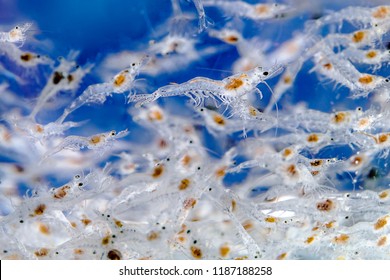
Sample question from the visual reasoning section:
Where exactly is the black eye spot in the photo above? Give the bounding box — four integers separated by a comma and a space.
15, 26, 19, 29
263, 71, 269, 76
385, 79, 389, 82
132, 63, 136, 66
78, 183, 83, 187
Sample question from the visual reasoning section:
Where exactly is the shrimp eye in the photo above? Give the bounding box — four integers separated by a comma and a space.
132, 63, 136, 66
263, 71, 269, 76
15, 26, 19, 29
385, 79, 389, 83
110, 131, 116, 136
74, 174, 81, 179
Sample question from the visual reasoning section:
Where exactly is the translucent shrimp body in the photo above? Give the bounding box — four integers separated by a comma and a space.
203, 1, 294, 21
56, 56, 149, 124
42, 129, 129, 161
0, 42, 53, 68
0, 22, 32, 46
130, 64, 283, 108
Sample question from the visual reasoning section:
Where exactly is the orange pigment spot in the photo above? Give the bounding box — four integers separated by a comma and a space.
101, 235, 110, 245
366, 51, 377, 58
242, 220, 254, 231
377, 236, 387, 246
34, 248, 49, 257
89, 135, 102, 145
310, 160, 323, 167
305, 236, 315, 244
352, 31, 365, 43
277, 252, 287, 260
148, 110, 164, 121
147, 231, 160, 241
224, 35, 239, 43
323, 63, 332, 70
39, 223, 50, 235
215, 166, 226, 178
265, 216, 277, 223
152, 165, 164, 178
220, 245, 230, 258
283, 75, 292, 84
378, 134, 388, 144
255, 4, 269, 14
36, 124, 44, 133
191, 246, 202, 259
20, 53, 33, 61
333, 112, 347, 123
317, 199, 334, 211
53, 185, 70, 199
374, 217, 388, 230
114, 73, 126, 87
379, 191, 388, 199
225, 78, 244, 90
358, 75, 373, 84
307, 134, 319, 142
81, 218, 92, 226
178, 178, 191, 190
213, 114, 226, 125
333, 234, 349, 244
34, 204, 46, 216
183, 198, 197, 209
372, 6, 390, 19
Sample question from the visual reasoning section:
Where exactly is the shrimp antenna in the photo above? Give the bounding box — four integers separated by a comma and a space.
264, 80, 279, 136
